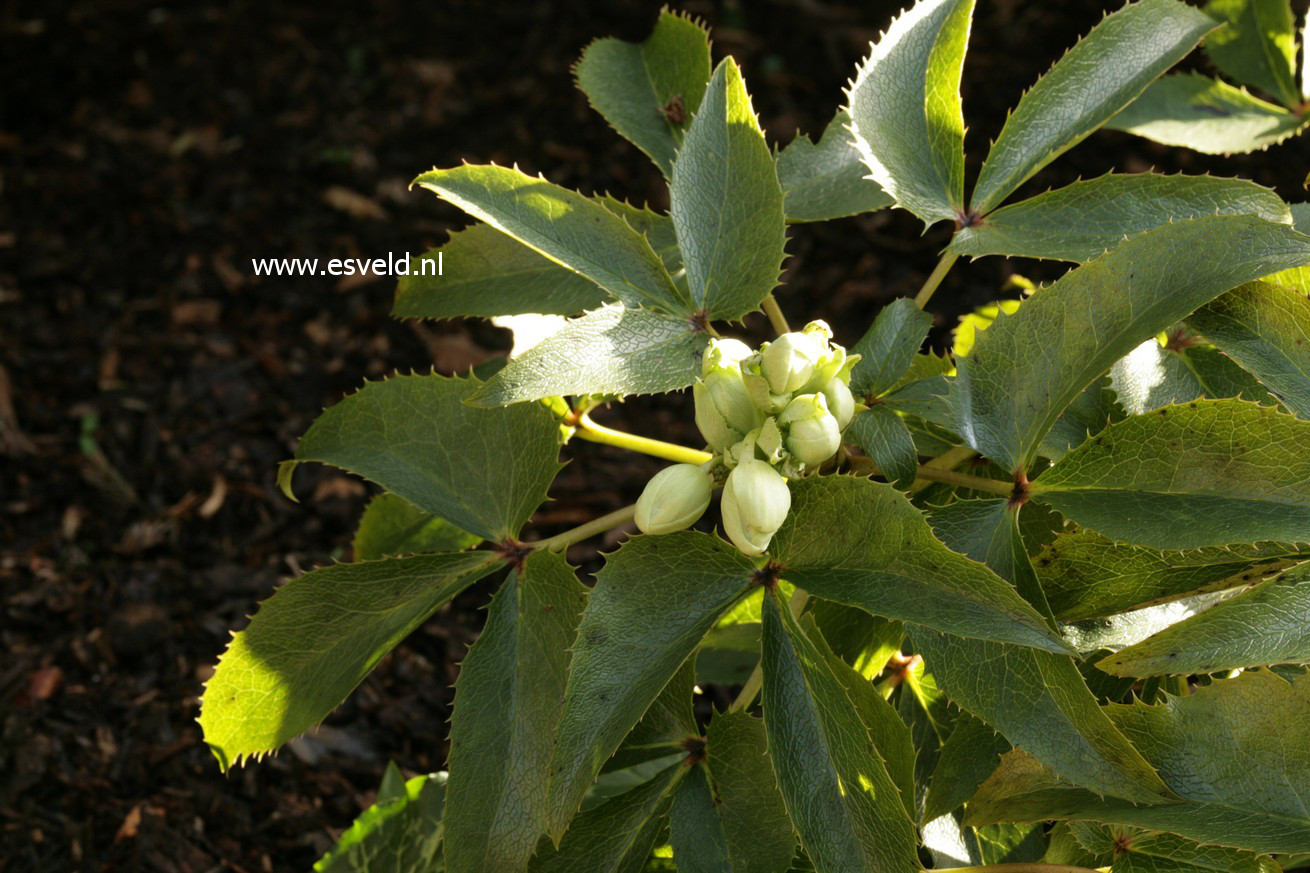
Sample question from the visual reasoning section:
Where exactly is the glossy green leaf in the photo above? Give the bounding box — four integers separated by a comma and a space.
1030, 399, 1310, 549
532, 759, 685, 873
393, 224, 609, 320
414, 165, 686, 312
912, 627, 1174, 803
850, 298, 933, 400
1187, 280, 1310, 419
770, 476, 1069, 652
668, 766, 733, 873
971, 0, 1214, 213
469, 305, 707, 406
595, 197, 684, 273
1109, 339, 1206, 416
1184, 343, 1283, 406
1204, 0, 1299, 107
776, 111, 894, 222
574, 10, 712, 177
1074, 823, 1279, 873
547, 532, 755, 839
200, 552, 501, 770
1108, 73, 1305, 154
922, 712, 1009, 822
1060, 590, 1234, 657
966, 671, 1310, 853
314, 766, 447, 873
290, 374, 563, 542
846, 0, 974, 225
353, 492, 480, 561
1037, 530, 1306, 621
848, 406, 919, 490
1040, 375, 1124, 461
1099, 564, 1310, 676
950, 214, 1310, 474
761, 592, 919, 873
671, 58, 786, 321
810, 599, 905, 680
951, 172, 1291, 263
445, 551, 589, 873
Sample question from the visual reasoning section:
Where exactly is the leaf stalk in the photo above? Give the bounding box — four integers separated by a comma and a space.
532, 504, 638, 553
574, 413, 714, 466
913, 250, 960, 308
762, 293, 792, 335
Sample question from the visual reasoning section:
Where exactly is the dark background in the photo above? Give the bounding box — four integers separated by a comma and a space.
3, 0, 1307, 869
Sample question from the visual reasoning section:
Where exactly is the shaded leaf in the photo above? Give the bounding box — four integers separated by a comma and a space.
1204, 0, 1299, 107
922, 712, 1009, 822
353, 492, 480, 561
314, 767, 447, 873
847, 405, 919, 490
1076, 822, 1279, 872
849, 298, 933, 400
776, 111, 894, 222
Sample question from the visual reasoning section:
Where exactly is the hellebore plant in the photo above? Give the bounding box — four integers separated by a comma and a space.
201, 2, 1310, 872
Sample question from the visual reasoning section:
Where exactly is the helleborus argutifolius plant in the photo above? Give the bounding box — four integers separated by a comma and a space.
201, 4, 1310, 872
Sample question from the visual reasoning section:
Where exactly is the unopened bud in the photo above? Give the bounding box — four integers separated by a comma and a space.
821, 378, 856, 430
720, 459, 791, 556
635, 464, 713, 535
761, 331, 825, 394
779, 393, 841, 466
702, 337, 753, 377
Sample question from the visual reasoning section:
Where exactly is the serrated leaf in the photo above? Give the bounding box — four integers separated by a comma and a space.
353, 493, 481, 561
595, 197, 684, 273
1037, 530, 1307, 621
849, 298, 933, 399
1061, 590, 1233, 657
1108, 73, 1306, 154
911, 627, 1174, 803
671, 58, 787, 321
200, 552, 500, 770
970, 0, 1215, 213
532, 759, 685, 873
809, 599, 905, 680
670, 713, 794, 873
1040, 375, 1125, 461
393, 224, 610, 320
922, 712, 1010, 822
848, 406, 919, 489
1184, 343, 1283, 406
950, 214, 1310, 474
770, 476, 1069, 652
1098, 564, 1310, 676
1110, 339, 1206, 416
931, 498, 1056, 623
1030, 398, 1310, 549
574, 10, 712, 177
314, 769, 447, 873
444, 551, 588, 873
846, 0, 974, 225
547, 532, 755, 840
414, 164, 686, 312
951, 172, 1291, 263
469, 304, 707, 406
1204, 0, 1299, 107
1075, 823, 1279, 873
1186, 280, 1310, 419
775, 111, 894, 223
761, 591, 919, 873
966, 671, 1310, 853
291, 374, 563, 542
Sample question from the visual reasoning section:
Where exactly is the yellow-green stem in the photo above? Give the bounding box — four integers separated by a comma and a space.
727, 585, 808, 713
574, 413, 713, 466
532, 504, 637, 553
850, 450, 1008, 496
914, 250, 960, 308
911, 444, 978, 494
762, 293, 791, 336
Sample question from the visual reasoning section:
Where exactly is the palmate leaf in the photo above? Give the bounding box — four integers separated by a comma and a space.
393, 224, 610, 320
966, 670, 1310, 853
846, 0, 974, 226
1108, 73, 1306, 154
1204, 0, 1300, 108
769, 476, 1069, 653
970, 0, 1214, 214
468, 304, 708, 406
775, 111, 894, 223
950, 214, 1310, 474
950, 172, 1291, 263
444, 551, 588, 873
671, 58, 787, 321
1036, 530, 1307, 621
1098, 564, 1310, 676
849, 298, 933, 400
547, 532, 755, 841
1030, 398, 1310, 549
314, 766, 447, 873
199, 552, 501, 770
414, 164, 687, 313
1070, 822, 1279, 873
287, 374, 563, 542
1187, 280, 1310, 419
352, 492, 480, 561
761, 591, 919, 873
574, 9, 712, 178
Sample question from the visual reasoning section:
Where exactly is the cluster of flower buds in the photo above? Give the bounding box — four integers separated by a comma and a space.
634, 321, 859, 556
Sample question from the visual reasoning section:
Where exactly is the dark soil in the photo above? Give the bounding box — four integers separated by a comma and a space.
2, 0, 1307, 869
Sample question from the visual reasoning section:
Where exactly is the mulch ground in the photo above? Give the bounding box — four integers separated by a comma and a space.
3, 0, 1307, 869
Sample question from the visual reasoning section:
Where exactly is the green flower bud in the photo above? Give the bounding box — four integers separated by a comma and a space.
760, 330, 825, 394
720, 459, 791, 556
779, 393, 841, 466
725, 417, 785, 469
821, 378, 855, 430
635, 463, 713, 535
702, 337, 753, 377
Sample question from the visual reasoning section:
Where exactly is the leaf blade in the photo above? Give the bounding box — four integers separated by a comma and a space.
776, 111, 894, 222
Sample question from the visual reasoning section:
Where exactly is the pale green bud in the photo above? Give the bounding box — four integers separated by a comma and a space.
694, 381, 743, 453
761, 330, 825, 394
821, 378, 855, 430
720, 459, 791, 556
705, 365, 763, 435
635, 464, 713, 535
779, 393, 841, 466
702, 337, 753, 377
